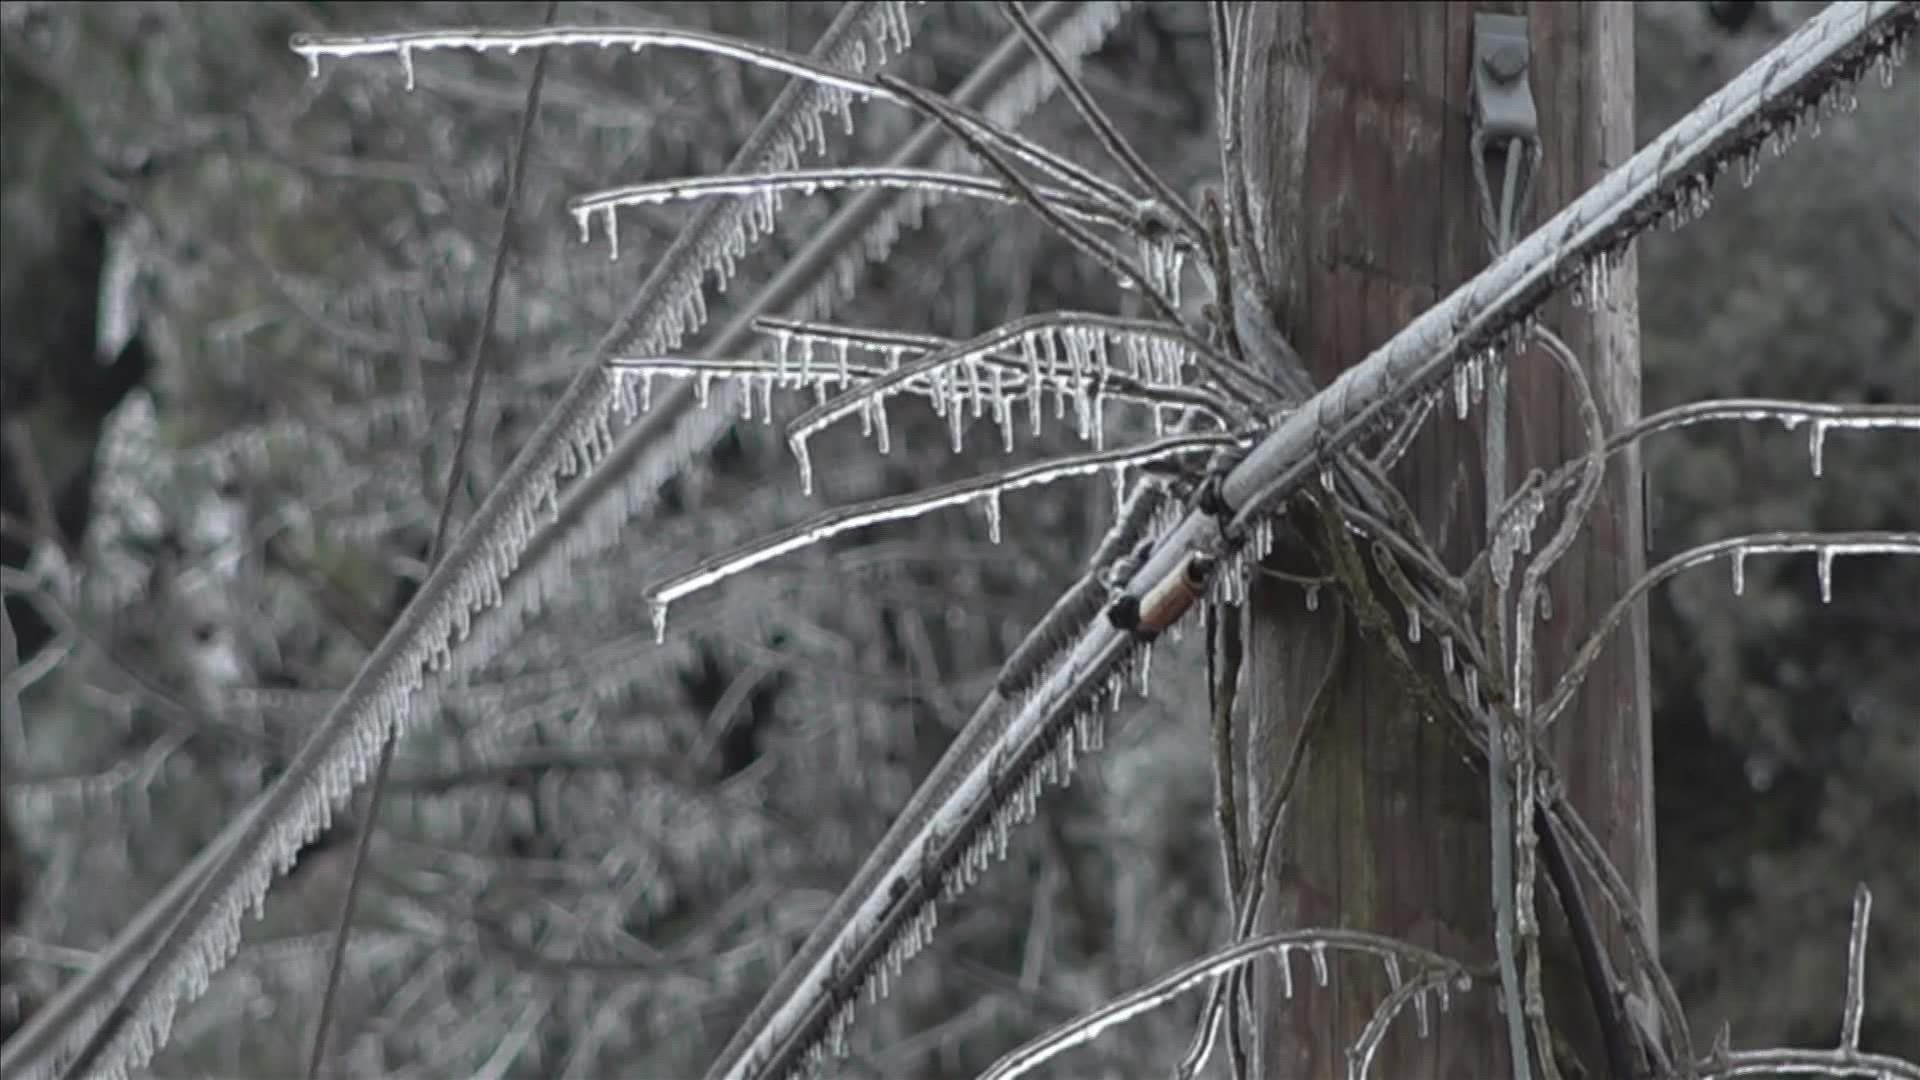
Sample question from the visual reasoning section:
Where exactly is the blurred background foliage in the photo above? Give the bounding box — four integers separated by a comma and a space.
0, 1, 1913, 1076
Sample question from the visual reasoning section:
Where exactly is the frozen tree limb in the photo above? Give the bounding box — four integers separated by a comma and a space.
977, 930, 1474, 1080
1687, 886, 1918, 1080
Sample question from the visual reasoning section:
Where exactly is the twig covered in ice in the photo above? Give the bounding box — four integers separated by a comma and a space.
644, 433, 1236, 641
978, 929, 1474, 1080
568, 166, 1135, 253
1537, 531, 1920, 731
1688, 885, 1918, 1080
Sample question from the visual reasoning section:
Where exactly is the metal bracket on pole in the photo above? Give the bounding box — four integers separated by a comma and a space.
1471, 12, 1542, 255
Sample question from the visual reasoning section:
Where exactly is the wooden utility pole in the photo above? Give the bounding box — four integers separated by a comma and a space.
1231, 5, 1649, 1077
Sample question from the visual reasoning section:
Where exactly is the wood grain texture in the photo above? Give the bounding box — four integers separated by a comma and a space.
1233, 4, 1648, 1077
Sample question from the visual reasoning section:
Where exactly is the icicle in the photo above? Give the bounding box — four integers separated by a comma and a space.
1818, 547, 1835, 603
875, 395, 892, 455
1320, 462, 1335, 492
1413, 987, 1432, 1038
772, 329, 792, 380
1135, 642, 1153, 696
1030, 370, 1047, 438
1809, 419, 1828, 477
991, 368, 1012, 452
1464, 665, 1478, 707
400, 44, 416, 91
1455, 364, 1471, 420
1279, 945, 1296, 999
603, 206, 620, 261
1384, 953, 1403, 990
649, 599, 668, 644
1252, 516, 1275, 561
1310, 942, 1330, 986
1408, 606, 1422, 644
789, 435, 814, 496
1441, 635, 1456, 674
983, 489, 1003, 544
1537, 585, 1552, 622
1731, 549, 1746, 597
1305, 585, 1320, 612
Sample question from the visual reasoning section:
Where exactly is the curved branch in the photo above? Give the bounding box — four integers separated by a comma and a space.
646, 434, 1237, 635
1347, 968, 1464, 1080
569, 165, 1133, 244
1538, 531, 1920, 731
979, 930, 1474, 1080
291, 17, 1140, 218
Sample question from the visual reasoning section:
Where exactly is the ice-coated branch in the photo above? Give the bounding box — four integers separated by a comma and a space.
977, 930, 1472, 1080
645, 433, 1234, 640
1346, 967, 1465, 1080
290, 19, 911, 94
1687, 885, 1919, 1080
293, 12, 1147, 244
1537, 531, 1920, 731
1692, 1049, 1920, 1079
1510, 327, 1606, 1080
1600, 399, 1919, 460
784, 310, 1221, 492
569, 166, 1132, 255
1841, 883, 1871, 1054
1524, 399, 1920, 501
607, 330, 1232, 435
